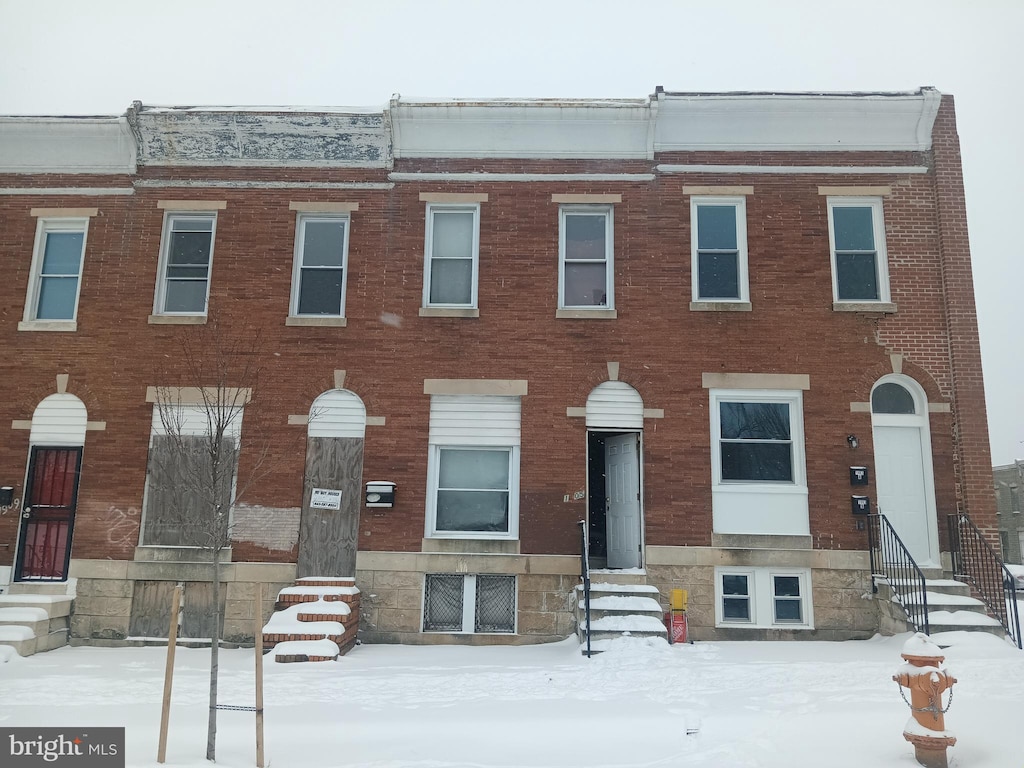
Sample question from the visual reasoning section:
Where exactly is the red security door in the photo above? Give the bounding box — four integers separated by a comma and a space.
15, 447, 82, 581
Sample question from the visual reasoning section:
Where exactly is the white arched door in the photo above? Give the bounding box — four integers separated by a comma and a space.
871, 377, 939, 567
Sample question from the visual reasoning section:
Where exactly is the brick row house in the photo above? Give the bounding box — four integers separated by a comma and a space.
0, 88, 1007, 650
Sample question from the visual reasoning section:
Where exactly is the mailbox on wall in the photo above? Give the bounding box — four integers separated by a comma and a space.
851, 495, 871, 515
850, 467, 869, 486
365, 481, 396, 508
0, 487, 12, 507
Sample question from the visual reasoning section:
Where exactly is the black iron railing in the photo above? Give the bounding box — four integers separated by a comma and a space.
578, 519, 592, 658
947, 513, 1022, 649
867, 513, 930, 635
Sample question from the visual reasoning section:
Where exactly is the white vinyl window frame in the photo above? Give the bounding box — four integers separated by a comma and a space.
289, 212, 351, 318
153, 211, 218, 316
425, 445, 520, 540
421, 573, 517, 634
715, 567, 813, 629
690, 196, 749, 303
709, 388, 809, 536
826, 197, 891, 305
558, 205, 614, 311
710, 389, 806, 489
21, 217, 90, 330
423, 204, 480, 309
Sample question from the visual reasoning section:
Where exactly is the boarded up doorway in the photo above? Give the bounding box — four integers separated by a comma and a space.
296, 389, 367, 578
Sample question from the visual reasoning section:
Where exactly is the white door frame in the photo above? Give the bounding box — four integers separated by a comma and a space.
870, 375, 941, 567
587, 428, 645, 569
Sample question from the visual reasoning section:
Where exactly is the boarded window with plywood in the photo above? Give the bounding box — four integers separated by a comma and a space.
128, 580, 227, 639
143, 434, 236, 547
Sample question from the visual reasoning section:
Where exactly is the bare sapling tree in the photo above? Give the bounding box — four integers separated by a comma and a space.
149, 321, 269, 762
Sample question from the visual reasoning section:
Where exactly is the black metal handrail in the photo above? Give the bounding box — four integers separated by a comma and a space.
947, 513, 1022, 649
867, 513, 930, 635
578, 519, 592, 658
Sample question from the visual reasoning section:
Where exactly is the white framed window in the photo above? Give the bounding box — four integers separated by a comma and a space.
429, 446, 517, 536
709, 388, 808, 536
154, 212, 218, 315
290, 213, 350, 317
691, 197, 748, 302
827, 197, 890, 303
22, 217, 89, 326
715, 567, 812, 629
711, 391, 804, 486
422, 573, 516, 634
426, 394, 521, 539
423, 204, 479, 309
559, 206, 613, 310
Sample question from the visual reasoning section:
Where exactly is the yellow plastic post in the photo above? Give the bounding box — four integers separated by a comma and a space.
670, 589, 688, 611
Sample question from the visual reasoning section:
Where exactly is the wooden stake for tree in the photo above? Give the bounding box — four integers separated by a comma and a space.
255, 582, 265, 768
157, 584, 182, 763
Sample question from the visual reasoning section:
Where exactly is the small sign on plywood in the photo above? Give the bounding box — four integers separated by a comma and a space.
310, 488, 342, 510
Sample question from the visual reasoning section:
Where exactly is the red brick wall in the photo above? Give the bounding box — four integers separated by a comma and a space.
0, 121, 992, 566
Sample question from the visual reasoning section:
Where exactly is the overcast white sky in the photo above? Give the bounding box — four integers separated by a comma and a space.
1, 0, 1021, 464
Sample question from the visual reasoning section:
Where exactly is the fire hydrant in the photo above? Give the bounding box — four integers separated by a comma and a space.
892, 633, 957, 768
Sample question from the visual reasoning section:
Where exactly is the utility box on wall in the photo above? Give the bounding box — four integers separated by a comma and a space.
366, 481, 396, 508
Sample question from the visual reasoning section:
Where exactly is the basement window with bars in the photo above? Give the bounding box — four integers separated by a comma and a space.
422, 574, 516, 634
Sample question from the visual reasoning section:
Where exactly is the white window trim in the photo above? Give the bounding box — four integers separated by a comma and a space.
422, 203, 480, 310
422, 573, 517, 634
288, 212, 351, 318
826, 196, 891, 305
425, 445, 520, 540
20, 217, 90, 331
558, 205, 614, 311
709, 388, 807, 491
714, 567, 813, 629
153, 211, 218, 316
690, 196, 749, 303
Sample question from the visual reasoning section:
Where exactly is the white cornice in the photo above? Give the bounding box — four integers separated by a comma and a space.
391, 101, 653, 160
654, 89, 942, 152
0, 117, 136, 174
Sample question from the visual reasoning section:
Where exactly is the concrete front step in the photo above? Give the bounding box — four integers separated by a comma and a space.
878, 577, 1014, 641
575, 581, 667, 649
0, 595, 74, 657
7, 582, 71, 596
588, 570, 650, 586
926, 611, 1006, 636
0, 595, 73, 617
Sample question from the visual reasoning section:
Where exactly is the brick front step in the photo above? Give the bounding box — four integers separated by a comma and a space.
263, 579, 361, 663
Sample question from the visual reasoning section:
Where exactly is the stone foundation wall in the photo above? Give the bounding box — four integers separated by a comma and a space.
646, 545, 878, 641
355, 550, 579, 644
68, 558, 295, 646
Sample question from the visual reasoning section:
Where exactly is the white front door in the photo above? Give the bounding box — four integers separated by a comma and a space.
873, 424, 935, 565
605, 433, 641, 568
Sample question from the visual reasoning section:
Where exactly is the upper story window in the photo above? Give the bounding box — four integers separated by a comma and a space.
691, 197, 748, 303
423, 204, 479, 309
155, 212, 217, 315
559, 207, 613, 311
22, 216, 90, 329
290, 214, 350, 317
827, 197, 890, 304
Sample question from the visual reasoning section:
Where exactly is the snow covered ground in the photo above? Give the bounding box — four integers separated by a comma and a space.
1, 629, 1021, 768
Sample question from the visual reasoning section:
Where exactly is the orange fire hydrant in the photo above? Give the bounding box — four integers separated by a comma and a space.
892, 633, 957, 768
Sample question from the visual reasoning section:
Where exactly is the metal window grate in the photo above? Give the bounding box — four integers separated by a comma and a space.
474, 575, 516, 633
423, 574, 464, 631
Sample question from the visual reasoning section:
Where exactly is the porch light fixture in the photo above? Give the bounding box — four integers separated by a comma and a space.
847, 435, 859, 449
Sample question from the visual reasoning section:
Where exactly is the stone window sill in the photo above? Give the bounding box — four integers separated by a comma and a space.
419, 307, 480, 318
832, 302, 897, 313
285, 316, 348, 327
690, 301, 752, 312
556, 308, 617, 320
148, 314, 207, 325
18, 320, 77, 332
